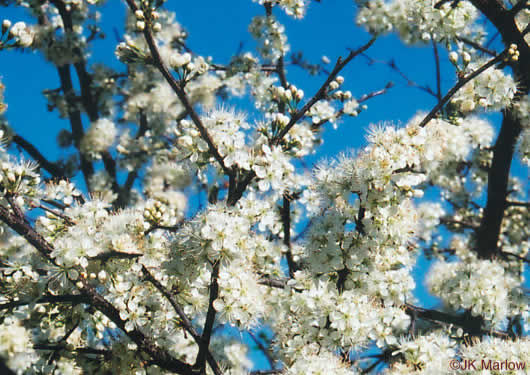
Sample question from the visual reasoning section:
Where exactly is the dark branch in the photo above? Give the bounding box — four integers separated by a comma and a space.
142, 266, 222, 375
194, 261, 220, 374
11, 134, 65, 178
0, 294, 89, 311
475, 110, 522, 259
281, 193, 297, 277
403, 304, 508, 338
432, 39, 442, 103
456, 36, 497, 56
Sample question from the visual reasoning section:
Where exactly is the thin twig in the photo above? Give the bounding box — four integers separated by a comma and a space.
357, 81, 394, 103
432, 39, 442, 104
505, 200, 530, 207
0, 294, 90, 311
33, 203, 75, 226
499, 251, 530, 264
362, 54, 438, 98
457, 36, 497, 56
273, 37, 376, 143
248, 331, 276, 370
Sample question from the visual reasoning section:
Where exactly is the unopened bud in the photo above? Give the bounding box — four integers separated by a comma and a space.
329, 81, 339, 90
462, 51, 471, 64
449, 51, 458, 64
1, 19, 11, 34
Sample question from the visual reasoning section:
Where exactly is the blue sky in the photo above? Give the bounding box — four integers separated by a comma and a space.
0, 0, 526, 371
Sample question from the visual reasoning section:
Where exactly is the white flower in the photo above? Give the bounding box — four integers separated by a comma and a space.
80, 118, 117, 159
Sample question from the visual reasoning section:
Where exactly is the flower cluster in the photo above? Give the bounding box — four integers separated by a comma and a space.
252, 0, 309, 19
0, 158, 41, 200
0, 20, 34, 48
427, 258, 527, 325
459, 337, 530, 374
388, 331, 456, 374
80, 118, 117, 159
249, 15, 289, 60
356, 0, 478, 43
451, 62, 517, 113
0, 317, 38, 373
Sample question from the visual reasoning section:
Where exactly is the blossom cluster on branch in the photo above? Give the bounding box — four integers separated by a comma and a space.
0, 0, 528, 374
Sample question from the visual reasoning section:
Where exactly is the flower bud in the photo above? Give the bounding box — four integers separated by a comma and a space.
462, 51, 471, 64
1, 19, 11, 35
295, 89, 304, 101
329, 81, 339, 90
449, 51, 458, 64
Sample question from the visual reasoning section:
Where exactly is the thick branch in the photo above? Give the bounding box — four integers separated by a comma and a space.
0, 294, 89, 311
194, 261, 220, 374
56, 65, 94, 191
403, 304, 508, 338
476, 110, 522, 258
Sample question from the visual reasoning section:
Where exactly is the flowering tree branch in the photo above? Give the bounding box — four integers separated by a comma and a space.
417, 49, 507, 128
0, 0, 528, 373
0, 202, 196, 374
466, 0, 530, 259
124, 0, 232, 177
142, 266, 222, 375
273, 37, 376, 143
